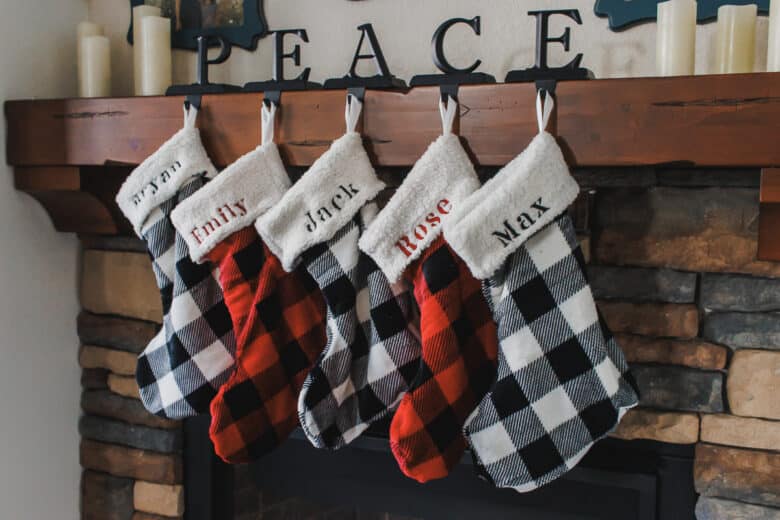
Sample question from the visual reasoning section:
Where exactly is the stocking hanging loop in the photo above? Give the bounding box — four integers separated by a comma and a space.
183, 102, 199, 129
261, 102, 276, 146
345, 93, 363, 133
536, 89, 554, 134
439, 96, 458, 135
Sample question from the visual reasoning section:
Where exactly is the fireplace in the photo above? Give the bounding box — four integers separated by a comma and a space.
184, 417, 696, 520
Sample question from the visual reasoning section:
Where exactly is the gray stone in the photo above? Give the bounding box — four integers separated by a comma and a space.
631, 365, 724, 413
81, 368, 109, 390
588, 266, 696, 303
81, 470, 134, 520
657, 168, 760, 188
81, 390, 179, 431
702, 312, 780, 350
78, 311, 159, 354
696, 497, 780, 520
80, 415, 182, 454
701, 274, 780, 312
573, 167, 657, 188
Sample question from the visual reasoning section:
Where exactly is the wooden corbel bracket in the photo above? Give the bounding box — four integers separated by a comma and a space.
759, 169, 780, 262
14, 166, 132, 235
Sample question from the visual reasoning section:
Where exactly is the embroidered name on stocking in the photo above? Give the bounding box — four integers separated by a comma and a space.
492, 197, 550, 247
395, 199, 452, 257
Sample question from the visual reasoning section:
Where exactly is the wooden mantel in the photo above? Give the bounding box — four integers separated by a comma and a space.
5, 72, 780, 258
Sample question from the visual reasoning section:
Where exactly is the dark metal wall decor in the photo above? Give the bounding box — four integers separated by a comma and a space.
127, 0, 269, 50
244, 29, 322, 93
595, 0, 770, 31
166, 35, 242, 95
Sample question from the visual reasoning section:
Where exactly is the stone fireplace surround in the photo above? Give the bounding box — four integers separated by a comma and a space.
77, 167, 780, 520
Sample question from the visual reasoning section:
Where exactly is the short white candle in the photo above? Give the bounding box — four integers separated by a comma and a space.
80, 35, 111, 97
656, 0, 698, 76
77, 21, 103, 77
715, 4, 758, 74
769, 0, 780, 71
138, 16, 173, 96
133, 5, 162, 95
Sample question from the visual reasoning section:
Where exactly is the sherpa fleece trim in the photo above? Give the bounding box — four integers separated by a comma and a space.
256, 132, 385, 272
170, 143, 291, 263
443, 132, 580, 279
116, 126, 216, 236
359, 134, 479, 283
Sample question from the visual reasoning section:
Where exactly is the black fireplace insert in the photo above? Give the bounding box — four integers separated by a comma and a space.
183, 415, 696, 520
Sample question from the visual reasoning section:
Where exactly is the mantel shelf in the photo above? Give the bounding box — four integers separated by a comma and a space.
4, 72, 780, 260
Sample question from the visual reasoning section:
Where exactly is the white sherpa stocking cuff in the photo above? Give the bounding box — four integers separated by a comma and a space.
359, 133, 479, 283
443, 131, 580, 279
256, 132, 385, 271
116, 107, 217, 236
170, 142, 291, 263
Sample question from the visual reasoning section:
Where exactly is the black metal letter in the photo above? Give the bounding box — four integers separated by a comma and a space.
531, 9, 582, 71
349, 23, 391, 78
432, 16, 482, 74
273, 29, 311, 83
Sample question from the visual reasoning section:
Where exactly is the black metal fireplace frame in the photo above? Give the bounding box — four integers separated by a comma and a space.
183, 415, 696, 520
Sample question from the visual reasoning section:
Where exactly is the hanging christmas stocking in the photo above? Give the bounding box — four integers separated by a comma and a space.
444, 92, 639, 492
360, 98, 498, 483
173, 103, 328, 463
115, 104, 236, 419
258, 95, 420, 450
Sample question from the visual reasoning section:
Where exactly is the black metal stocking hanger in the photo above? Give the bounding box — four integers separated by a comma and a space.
167, 12, 593, 113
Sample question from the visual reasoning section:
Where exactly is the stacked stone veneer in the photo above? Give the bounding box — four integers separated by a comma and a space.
77, 168, 780, 519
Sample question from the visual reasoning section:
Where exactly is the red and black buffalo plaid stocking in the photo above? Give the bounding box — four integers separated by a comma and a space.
444, 91, 638, 492
360, 98, 498, 483
172, 103, 327, 463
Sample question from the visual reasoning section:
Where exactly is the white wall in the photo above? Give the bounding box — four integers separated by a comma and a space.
0, 1, 85, 519
89, 0, 770, 97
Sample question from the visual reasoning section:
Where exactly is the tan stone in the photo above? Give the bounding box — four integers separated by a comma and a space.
695, 443, 780, 507
610, 409, 699, 444
81, 250, 162, 322
80, 439, 182, 485
598, 302, 699, 338
79, 345, 137, 376
727, 349, 780, 420
577, 234, 591, 264
596, 231, 780, 278
132, 513, 180, 520
134, 481, 184, 517
616, 334, 727, 370
701, 414, 780, 452
108, 373, 140, 399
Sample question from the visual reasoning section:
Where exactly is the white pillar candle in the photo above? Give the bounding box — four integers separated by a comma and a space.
138, 16, 173, 96
80, 36, 111, 97
768, 0, 780, 71
77, 21, 103, 77
133, 5, 162, 95
656, 0, 698, 76
715, 4, 758, 73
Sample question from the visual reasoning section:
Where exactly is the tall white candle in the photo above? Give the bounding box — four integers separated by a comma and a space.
656, 0, 698, 76
133, 5, 162, 94
139, 16, 173, 95
715, 4, 757, 73
769, 0, 780, 71
77, 21, 103, 77
80, 36, 111, 97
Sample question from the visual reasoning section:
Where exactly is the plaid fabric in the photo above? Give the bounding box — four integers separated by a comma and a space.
206, 227, 267, 336
464, 215, 638, 492
136, 176, 237, 419
389, 236, 498, 483
298, 216, 421, 449
208, 236, 327, 463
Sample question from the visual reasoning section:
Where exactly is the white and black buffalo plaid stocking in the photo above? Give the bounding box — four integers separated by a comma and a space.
257, 95, 420, 449
444, 92, 639, 492
116, 105, 236, 419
